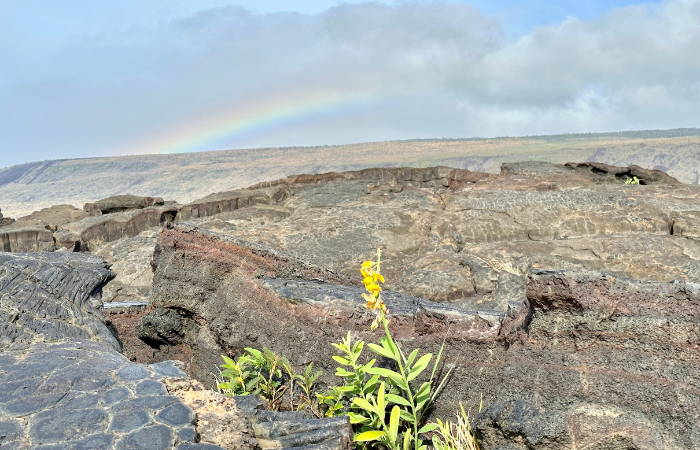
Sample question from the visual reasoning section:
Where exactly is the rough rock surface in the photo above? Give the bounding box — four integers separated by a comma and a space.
84, 194, 166, 215
0, 252, 227, 449
0, 226, 55, 252
15, 204, 90, 230
54, 204, 179, 252
93, 229, 159, 302
143, 224, 700, 450
165, 379, 258, 450
176, 162, 700, 311
0, 205, 89, 252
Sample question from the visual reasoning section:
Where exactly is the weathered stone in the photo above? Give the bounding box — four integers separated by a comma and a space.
474, 400, 666, 450
84, 194, 165, 215
175, 187, 288, 222
474, 400, 572, 449
54, 204, 178, 251
0, 204, 91, 251
93, 229, 159, 302
0, 226, 55, 252
136, 307, 194, 345
0, 252, 118, 350
165, 379, 258, 450
15, 204, 90, 231
173, 162, 700, 310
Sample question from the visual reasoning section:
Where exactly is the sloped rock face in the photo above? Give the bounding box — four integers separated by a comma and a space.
15, 204, 90, 230
145, 225, 700, 450
0, 252, 118, 350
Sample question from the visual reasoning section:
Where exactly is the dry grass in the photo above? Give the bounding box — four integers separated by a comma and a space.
430, 400, 482, 450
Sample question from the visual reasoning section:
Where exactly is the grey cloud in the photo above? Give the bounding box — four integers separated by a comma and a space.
1, 1, 699, 167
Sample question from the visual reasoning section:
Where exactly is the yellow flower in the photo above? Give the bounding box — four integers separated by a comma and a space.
362, 293, 379, 309
360, 249, 389, 318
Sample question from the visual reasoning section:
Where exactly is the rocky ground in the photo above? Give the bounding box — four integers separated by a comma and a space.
3, 161, 700, 449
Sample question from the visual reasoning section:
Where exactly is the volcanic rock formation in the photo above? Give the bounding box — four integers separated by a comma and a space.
142, 224, 700, 450
0, 252, 350, 450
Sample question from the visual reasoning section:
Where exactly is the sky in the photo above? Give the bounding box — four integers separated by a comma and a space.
1, 0, 698, 168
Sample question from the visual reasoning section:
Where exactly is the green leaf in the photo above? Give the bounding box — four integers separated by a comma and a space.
417, 423, 439, 434
388, 406, 401, 444
368, 343, 395, 360
431, 338, 446, 381
364, 374, 380, 392
381, 335, 399, 359
405, 348, 420, 368
348, 412, 371, 424
362, 359, 376, 372
403, 428, 412, 450
432, 435, 445, 450
367, 367, 409, 390
221, 355, 236, 367
414, 382, 431, 404
385, 394, 411, 407
335, 368, 355, 377
354, 430, 386, 442
245, 377, 260, 391
336, 385, 356, 392
377, 382, 386, 418
407, 353, 432, 381
399, 410, 416, 424
331, 342, 345, 352
332, 355, 351, 365
245, 348, 263, 359
352, 397, 377, 415
353, 340, 365, 355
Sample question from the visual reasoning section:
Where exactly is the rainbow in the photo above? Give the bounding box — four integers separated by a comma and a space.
135, 89, 371, 155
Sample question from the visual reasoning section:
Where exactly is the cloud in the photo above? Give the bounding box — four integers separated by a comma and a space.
1, 0, 699, 166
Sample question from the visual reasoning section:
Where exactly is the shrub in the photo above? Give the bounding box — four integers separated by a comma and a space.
217, 347, 321, 413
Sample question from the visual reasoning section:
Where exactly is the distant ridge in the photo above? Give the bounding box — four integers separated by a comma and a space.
411, 127, 700, 142
1, 128, 699, 217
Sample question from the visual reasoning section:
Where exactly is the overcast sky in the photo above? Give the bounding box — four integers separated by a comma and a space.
1, 0, 698, 168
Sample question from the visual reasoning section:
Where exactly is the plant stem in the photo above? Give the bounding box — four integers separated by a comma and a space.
380, 310, 420, 450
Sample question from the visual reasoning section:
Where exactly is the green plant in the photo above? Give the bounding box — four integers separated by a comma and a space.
245, 347, 290, 411
328, 249, 453, 450
216, 352, 263, 397
284, 360, 324, 415
430, 401, 482, 450
624, 176, 640, 185
218, 347, 321, 412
